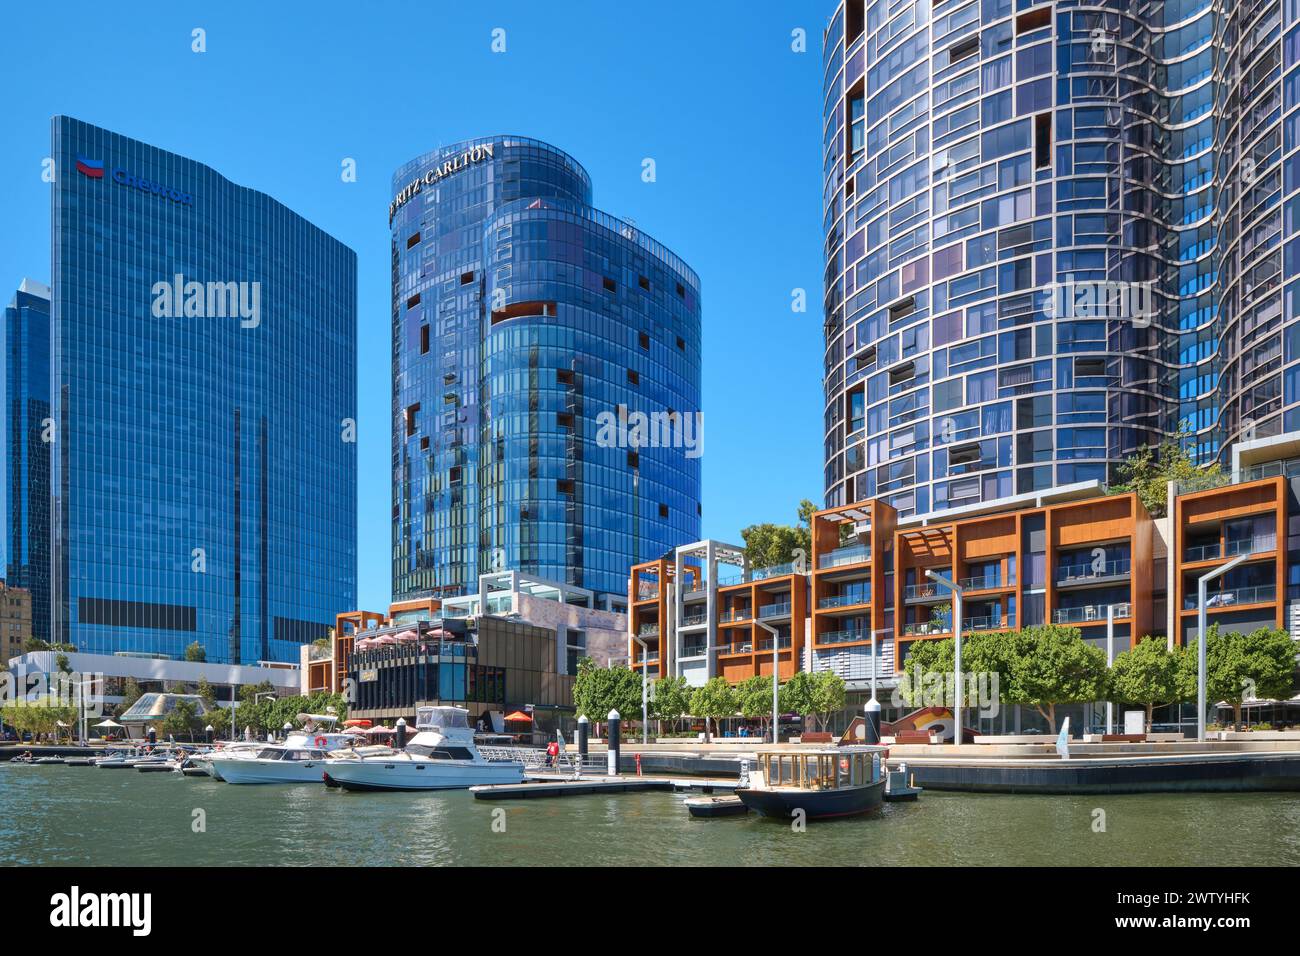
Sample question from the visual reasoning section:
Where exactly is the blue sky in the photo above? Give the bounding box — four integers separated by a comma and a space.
0, 1, 830, 610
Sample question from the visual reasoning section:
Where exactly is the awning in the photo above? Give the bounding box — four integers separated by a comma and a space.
503, 711, 533, 722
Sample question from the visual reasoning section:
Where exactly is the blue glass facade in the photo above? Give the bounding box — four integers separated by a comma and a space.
391, 136, 701, 603
3, 279, 52, 641
50, 116, 357, 664
822, 0, 1300, 517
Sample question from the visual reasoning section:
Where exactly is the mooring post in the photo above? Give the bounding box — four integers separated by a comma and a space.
577, 714, 589, 759
864, 697, 881, 745
395, 717, 407, 750
607, 709, 621, 776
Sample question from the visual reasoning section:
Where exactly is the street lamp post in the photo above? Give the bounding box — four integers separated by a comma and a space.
1106, 604, 1115, 736
926, 570, 965, 746
1196, 553, 1249, 741
756, 620, 782, 743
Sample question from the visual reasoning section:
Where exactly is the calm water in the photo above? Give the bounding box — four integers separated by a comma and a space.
3, 763, 1299, 866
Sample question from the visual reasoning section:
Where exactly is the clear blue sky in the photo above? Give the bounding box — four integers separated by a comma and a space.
0, 0, 830, 611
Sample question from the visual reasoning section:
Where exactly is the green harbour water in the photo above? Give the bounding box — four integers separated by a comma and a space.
3, 763, 1299, 866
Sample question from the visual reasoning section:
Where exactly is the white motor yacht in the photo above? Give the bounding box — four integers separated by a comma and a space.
208, 714, 363, 784
322, 706, 524, 792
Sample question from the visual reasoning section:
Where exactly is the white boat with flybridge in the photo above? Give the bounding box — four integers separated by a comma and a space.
207, 714, 363, 784
322, 706, 525, 792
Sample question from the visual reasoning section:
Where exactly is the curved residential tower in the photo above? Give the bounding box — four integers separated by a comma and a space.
390, 137, 702, 605
821, 0, 1298, 517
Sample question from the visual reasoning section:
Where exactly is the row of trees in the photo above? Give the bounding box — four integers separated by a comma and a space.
572, 660, 847, 741
903, 624, 1296, 732
0, 697, 78, 742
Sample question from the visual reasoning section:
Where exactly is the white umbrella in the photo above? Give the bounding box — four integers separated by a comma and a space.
93, 719, 124, 729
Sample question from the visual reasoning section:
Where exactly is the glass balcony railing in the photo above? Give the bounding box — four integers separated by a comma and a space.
818, 628, 869, 644
1183, 542, 1221, 562
818, 543, 872, 569
637, 624, 660, 638
758, 603, 792, 619
681, 641, 707, 657
633, 652, 659, 664
756, 636, 793, 651
903, 581, 946, 601
1057, 558, 1130, 583
819, 593, 869, 609
902, 620, 950, 636
720, 608, 751, 623
1225, 535, 1276, 557
680, 611, 707, 626
1052, 603, 1130, 624
1184, 585, 1277, 610
636, 582, 660, 600
963, 615, 1013, 632
958, 573, 1005, 591
721, 642, 754, 655
752, 561, 796, 580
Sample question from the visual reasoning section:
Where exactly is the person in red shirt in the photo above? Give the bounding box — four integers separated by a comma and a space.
546, 739, 560, 768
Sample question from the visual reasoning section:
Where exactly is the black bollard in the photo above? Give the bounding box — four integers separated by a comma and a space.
607, 709, 620, 776
204, 725, 214, 745
577, 714, 589, 759
864, 698, 881, 745
146, 727, 156, 746
395, 717, 407, 750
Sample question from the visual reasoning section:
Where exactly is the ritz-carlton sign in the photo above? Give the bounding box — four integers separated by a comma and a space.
388, 143, 495, 223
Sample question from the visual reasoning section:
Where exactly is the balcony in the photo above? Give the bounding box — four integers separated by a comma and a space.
904, 581, 948, 603
818, 543, 872, 570
635, 582, 660, 601
633, 652, 659, 664
819, 593, 869, 609
1052, 602, 1130, 624
1225, 535, 1276, 557
756, 636, 794, 651
637, 624, 660, 638
818, 628, 870, 645
902, 620, 953, 637
681, 640, 707, 658
1057, 558, 1130, 586
680, 610, 708, 627
752, 561, 796, 581
958, 573, 1005, 591
1183, 584, 1277, 610
721, 641, 754, 655
758, 602, 793, 619
963, 615, 1014, 633
720, 608, 751, 623
1183, 542, 1221, 562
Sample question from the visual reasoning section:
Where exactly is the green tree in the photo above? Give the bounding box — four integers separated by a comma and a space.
735, 675, 776, 739
1, 697, 77, 743
1179, 625, 1296, 730
205, 705, 231, 738
740, 499, 817, 572
648, 674, 690, 732
1005, 625, 1109, 733
572, 660, 642, 730
1110, 433, 1226, 518
780, 670, 820, 733
1110, 637, 1185, 732
184, 641, 207, 663
196, 676, 217, 711
161, 699, 202, 741
810, 670, 847, 732
689, 677, 736, 742
900, 630, 1013, 710
114, 677, 143, 718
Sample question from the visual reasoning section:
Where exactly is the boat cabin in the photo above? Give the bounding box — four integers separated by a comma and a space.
751, 746, 884, 791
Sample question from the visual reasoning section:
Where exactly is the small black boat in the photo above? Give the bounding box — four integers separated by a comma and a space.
736, 746, 886, 820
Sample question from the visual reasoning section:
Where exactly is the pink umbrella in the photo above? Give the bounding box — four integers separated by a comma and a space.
392, 629, 419, 642
354, 637, 377, 650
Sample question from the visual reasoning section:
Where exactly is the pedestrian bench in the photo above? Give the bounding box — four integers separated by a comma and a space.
799, 732, 834, 744
1101, 734, 1146, 743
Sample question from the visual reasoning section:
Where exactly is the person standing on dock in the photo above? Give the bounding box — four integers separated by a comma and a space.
546, 739, 560, 769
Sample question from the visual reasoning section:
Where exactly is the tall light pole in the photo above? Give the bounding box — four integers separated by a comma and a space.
1196, 552, 1249, 741
632, 635, 649, 744
1106, 604, 1115, 735
926, 570, 965, 746
756, 620, 781, 743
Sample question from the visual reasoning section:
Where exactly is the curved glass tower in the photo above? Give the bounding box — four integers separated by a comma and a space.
391, 136, 701, 603
51, 116, 357, 664
821, 0, 1298, 517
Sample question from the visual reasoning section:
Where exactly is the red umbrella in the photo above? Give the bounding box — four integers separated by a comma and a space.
503, 711, 533, 723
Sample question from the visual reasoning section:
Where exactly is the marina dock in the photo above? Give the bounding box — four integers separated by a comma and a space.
470, 772, 739, 800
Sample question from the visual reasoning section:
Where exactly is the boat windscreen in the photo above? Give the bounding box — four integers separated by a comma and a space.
416, 706, 470, 730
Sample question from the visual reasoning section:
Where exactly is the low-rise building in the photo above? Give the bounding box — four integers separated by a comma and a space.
0, 582, 32, 665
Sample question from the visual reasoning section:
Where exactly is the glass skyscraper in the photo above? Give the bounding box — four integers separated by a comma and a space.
3, 279, 52, 642
50, 116, 357, 664
821, 0, 1298, 517
391, 136, 701, 604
